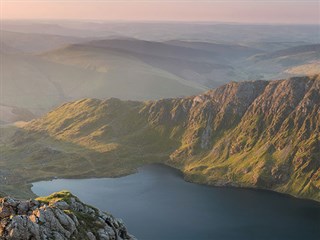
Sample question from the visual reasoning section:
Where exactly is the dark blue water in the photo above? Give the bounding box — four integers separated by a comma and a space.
32, 164, 320, 240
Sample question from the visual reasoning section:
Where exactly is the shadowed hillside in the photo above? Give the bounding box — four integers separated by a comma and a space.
1, 47, 203, 114
2, 33, 319, 118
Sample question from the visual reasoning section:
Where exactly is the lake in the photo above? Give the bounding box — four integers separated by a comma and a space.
32, 164, 320, 240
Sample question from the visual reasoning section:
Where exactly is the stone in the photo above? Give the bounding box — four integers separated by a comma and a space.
53, 201, 69, 210
0, 192, 136, 240
87, 231, 96, 240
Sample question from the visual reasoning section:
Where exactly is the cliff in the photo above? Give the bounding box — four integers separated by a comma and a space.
1, 75, 319, 201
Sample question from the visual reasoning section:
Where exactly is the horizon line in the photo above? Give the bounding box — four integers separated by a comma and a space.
1, 19, 319, 26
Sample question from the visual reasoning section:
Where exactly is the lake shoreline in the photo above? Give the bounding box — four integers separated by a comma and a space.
31, 163, 320, 240
30, 162, 320, 205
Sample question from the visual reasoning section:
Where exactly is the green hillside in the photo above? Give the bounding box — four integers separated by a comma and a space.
1, 75, 319, 201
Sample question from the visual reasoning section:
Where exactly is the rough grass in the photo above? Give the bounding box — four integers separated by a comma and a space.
1, 76, 319, 202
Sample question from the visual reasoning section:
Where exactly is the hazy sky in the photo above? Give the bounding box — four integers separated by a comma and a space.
1, 0, 319, 24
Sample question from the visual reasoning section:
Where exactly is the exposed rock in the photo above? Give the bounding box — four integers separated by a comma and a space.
0, 191, 136, 240
3, 75, 320, 202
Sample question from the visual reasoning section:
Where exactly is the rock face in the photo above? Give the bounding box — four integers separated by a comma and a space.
0, 191, 136, 240
2, 75, 320, 202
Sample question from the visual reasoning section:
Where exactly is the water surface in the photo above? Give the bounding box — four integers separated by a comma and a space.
32, 164, 320, 240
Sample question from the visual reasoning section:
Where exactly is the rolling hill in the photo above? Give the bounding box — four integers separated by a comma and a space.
285, 61, 320, 76
3, 21, 318, 44
165, 40, 262, 60
1, 30, 86, 53
0, 105, 35, 124
244, 44, 320, 79
1, 46, 204, 115
1, 34, 318, 118
41, 39, 257, 88
1, 75, 319, 201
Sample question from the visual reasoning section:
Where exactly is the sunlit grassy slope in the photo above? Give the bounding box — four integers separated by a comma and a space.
1, 75, 319, 201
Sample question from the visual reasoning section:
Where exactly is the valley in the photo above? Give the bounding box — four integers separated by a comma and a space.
1, 25, 319, 117
1, 75, 319, 202
1, 4, 320, 240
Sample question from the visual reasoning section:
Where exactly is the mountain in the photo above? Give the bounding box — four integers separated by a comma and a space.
1, 75, 319, 201
2, 33, 317, 117
0, 191, 136, 240
240, 41, 312, 52
285, 61, 320, 76
1, 31, 86, 53
253, 44, 320, 61
42, 39, 319, 91
41, 39, 255, 88
246, 44, 320, 79
0, 104, 35, 124
165, 40, 262, 60
1, 46, 203, 115
3, 21, 318, 44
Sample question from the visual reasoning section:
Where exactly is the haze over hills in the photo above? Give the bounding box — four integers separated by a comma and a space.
1, 44, 204, 114
1, 75, 319, 201
41, 39, 252, 88
244, 44, 320, 79
1, 2, 320, 237
253, 44, 320, 60
165, 40, 262, 59
1, 21, 319, 119
285, 61, 320, 76
0, 105, 35, 124
2, 32, 319, 118
2, 21, 319, 44
0, 30, 88, 54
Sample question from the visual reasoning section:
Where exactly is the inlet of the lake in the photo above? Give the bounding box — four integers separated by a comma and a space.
32, 164, 320, 240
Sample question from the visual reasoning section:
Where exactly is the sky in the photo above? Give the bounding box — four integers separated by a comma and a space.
1, 0, 319, 24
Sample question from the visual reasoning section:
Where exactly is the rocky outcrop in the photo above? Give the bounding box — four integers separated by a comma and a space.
0, 191, 136, 240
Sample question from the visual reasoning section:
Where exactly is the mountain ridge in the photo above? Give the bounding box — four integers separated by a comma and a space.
1, 75, 319, 201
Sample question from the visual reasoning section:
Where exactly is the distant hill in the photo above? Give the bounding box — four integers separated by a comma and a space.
2, 75, 319, 201
1, 35, 318, 116
285, 61, 320, 76
2, 21, 318, 44
42, 39, 254, 88
165, 40, 262, 59
253, 44, 320, 61
0, 105, 35, 124
0, 31, 86, 53
1, 46, 204, 114
245, 44, 320, 79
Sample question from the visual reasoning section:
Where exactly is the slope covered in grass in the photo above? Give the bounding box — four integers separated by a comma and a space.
1, 75, 319, 201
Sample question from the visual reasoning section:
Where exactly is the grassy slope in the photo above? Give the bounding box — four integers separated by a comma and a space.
1, 76, 319, 202
1, 47, 203, 114
245, 44, 320, 80
285, 61, 320, 76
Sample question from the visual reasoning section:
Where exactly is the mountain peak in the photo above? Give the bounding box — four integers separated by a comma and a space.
4, 75, 320, 202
